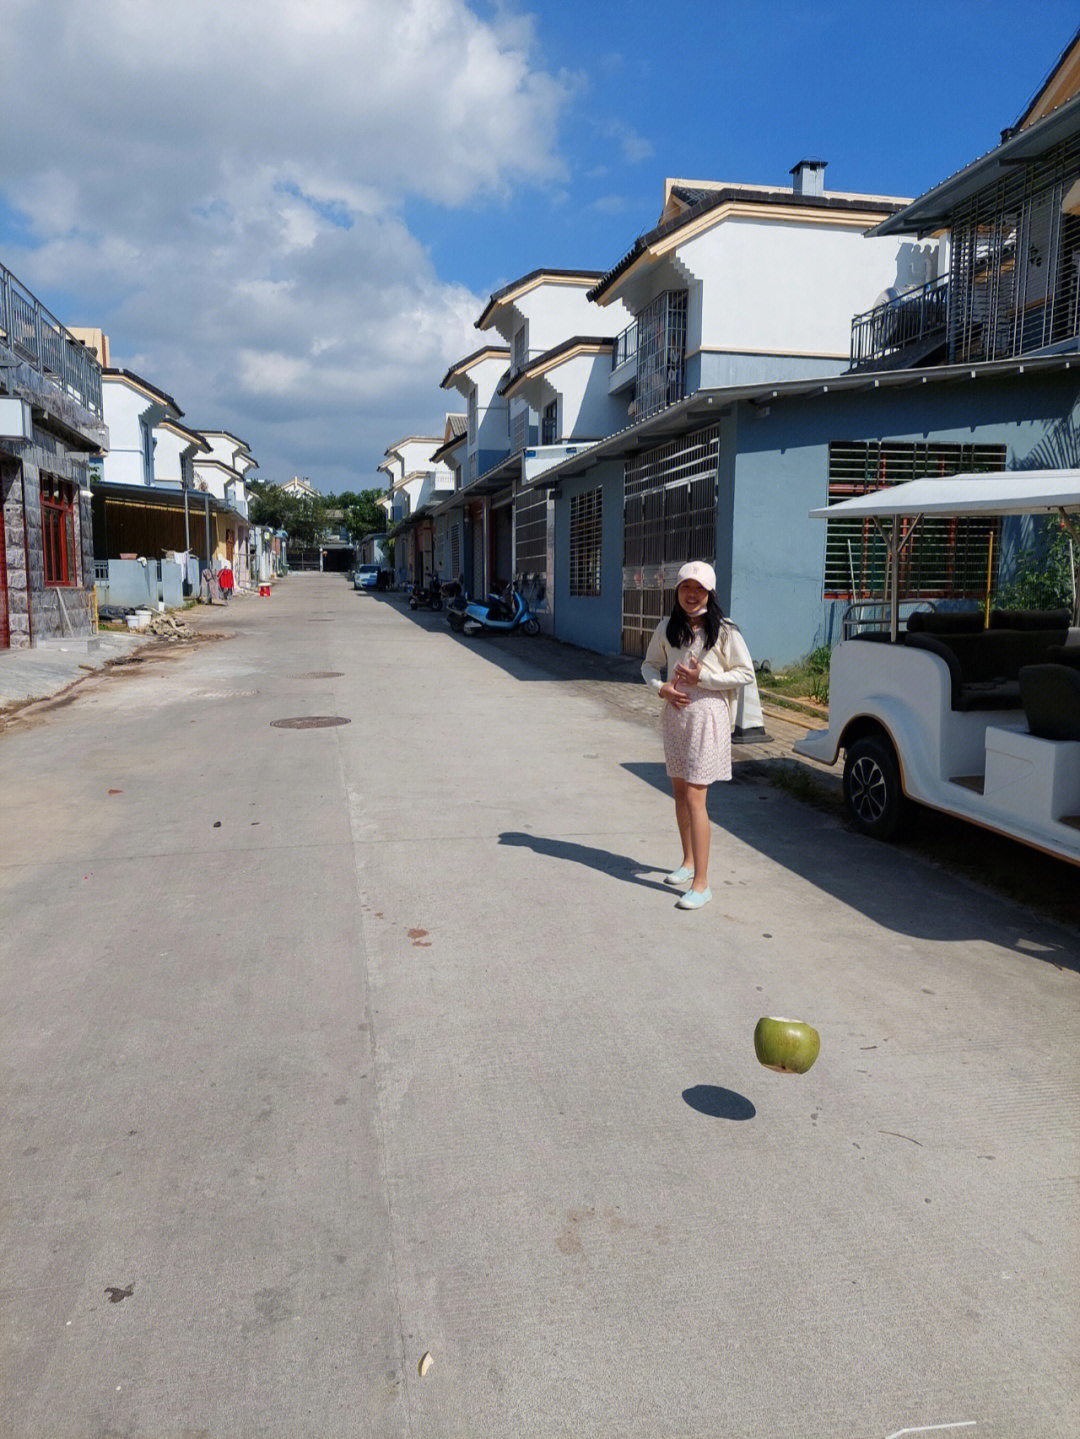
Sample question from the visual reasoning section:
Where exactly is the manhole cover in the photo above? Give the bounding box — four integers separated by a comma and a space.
292, 671, 343, 679
270, 715, 350, 729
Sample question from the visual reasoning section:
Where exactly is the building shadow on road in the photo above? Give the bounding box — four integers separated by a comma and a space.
367, 590, 643, 687
498, 830, 673, 893
622, 759, 1080, 966
682, 1085, 757, 1121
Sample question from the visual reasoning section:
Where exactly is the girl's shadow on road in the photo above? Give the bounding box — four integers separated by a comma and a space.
498, 831, 673, 893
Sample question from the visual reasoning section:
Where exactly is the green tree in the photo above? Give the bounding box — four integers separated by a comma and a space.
249, 483, 297, 531
995, 518, 1077, 612
289, 496, 328, 547
342, 489, 388, 543
248, 484, 328, 545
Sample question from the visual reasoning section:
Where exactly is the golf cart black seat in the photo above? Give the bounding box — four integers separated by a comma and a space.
989, 608, 1072, 631
1018, 665, 1080, 742
903, 624, 1070, 711
906, 610, 984, 634
901, 632, 1020, 710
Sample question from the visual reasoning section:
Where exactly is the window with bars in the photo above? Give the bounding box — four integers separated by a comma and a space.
512, 406, 529, 454
541, 399, 558, 445
41, 475, 78, 586
569, 488, 602, 597
623, 424, 719, 568
621, 424, 719, 655
513, 323, 528, 371
450, 521, 461, 580
824, 441, 1006, 600
515, 488, 547, 580
948, 131, 1080, 362
635, 290, 688, 420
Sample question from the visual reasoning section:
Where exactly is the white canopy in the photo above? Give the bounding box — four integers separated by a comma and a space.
809, 470, 1080, 520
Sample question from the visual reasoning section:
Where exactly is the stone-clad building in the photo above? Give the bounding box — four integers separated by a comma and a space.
1, 260, 107, 649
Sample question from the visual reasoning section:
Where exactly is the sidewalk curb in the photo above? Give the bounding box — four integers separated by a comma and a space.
759, 701, 828, 732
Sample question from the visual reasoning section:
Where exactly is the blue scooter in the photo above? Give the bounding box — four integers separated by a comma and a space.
461, 587, 540, 637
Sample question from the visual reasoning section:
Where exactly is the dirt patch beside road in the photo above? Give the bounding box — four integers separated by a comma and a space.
0, 630, 229, 737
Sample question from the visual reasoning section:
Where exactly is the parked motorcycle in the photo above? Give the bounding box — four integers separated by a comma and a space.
445, 589, 469, 632
409, 574, 444, 611
459, 587, 540, 637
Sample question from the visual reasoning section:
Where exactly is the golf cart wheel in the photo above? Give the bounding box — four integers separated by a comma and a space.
842, 732, 907, 840
522, 617, 540, 636
432, 596, 443, 611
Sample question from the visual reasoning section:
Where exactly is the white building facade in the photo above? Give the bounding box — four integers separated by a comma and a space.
589, 162, 942, 411
377, 435, 454, 587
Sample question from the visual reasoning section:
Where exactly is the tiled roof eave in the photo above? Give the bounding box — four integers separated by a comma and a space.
497, 336, 615, 396
589, 188, 905, 301
475, 268, 606, 330
871, 90, 1080, 237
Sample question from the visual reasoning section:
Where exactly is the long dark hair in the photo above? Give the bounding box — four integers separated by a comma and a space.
666, 591, 726, 650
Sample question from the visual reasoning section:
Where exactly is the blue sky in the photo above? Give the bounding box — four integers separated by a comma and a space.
2, 0, 1076, 491
412, 0, 1076, 291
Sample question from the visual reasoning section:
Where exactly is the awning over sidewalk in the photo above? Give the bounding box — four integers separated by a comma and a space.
461, 452, 521, 497
526, 353, 1080, 488
90, 480, 245, 524
91, 480, 246, 561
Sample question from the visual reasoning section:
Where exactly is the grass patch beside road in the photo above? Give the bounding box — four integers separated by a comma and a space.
757, 646, 831, 708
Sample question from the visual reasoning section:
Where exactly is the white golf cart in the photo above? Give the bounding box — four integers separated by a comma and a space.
793, 471, 1080, 866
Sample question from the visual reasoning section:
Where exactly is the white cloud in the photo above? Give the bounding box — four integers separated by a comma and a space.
0, 0, 576, 489
600, 120, 655, 165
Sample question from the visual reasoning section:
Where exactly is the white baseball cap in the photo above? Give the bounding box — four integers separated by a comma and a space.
676, 561, 716, 593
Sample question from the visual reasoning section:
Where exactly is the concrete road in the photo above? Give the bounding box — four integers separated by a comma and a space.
2, 575, 1077, 1439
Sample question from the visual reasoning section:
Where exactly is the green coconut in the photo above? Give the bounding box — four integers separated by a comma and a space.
753, 1016, 820, 1074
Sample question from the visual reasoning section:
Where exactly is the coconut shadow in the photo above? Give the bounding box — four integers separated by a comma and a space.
682, 1085, 756, 1121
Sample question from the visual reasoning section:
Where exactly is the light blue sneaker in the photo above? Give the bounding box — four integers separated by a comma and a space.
663, 866, 695, 886
675, 887, 712, 911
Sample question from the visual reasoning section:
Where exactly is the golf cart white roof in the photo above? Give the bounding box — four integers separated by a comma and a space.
809, 470, 1080, 520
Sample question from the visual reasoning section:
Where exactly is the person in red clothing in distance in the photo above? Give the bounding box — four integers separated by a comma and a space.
218, 562, 234, 603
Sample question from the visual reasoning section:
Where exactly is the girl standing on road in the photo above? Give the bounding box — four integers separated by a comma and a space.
641, 562, 754, 911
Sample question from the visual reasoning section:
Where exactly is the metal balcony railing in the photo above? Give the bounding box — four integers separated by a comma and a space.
611, 319, 638, 370
0, 259, 103, 417
850, 275, 949, 370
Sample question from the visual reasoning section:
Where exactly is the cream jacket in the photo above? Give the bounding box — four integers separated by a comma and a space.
641, 618, 755, 730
